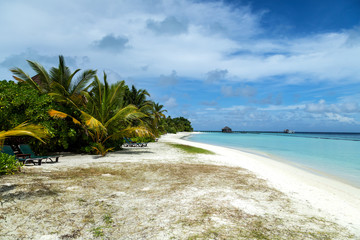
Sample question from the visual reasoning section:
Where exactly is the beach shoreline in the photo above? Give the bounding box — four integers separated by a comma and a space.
184, 132, 360, 189
163, 132, 360, 236
1, 132, 359, 239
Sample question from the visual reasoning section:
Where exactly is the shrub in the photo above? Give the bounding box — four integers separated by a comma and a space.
0, 153, 22, 175
0, 80, 85, 153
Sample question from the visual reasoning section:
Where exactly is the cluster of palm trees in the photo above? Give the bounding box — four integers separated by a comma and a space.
9, 55, 167, 155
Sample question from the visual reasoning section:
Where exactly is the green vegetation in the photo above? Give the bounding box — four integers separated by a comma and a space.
0, 153, 22, 175
103, 212, 114, 226
0, 122, 49, 175
91, 226, 104, 238
161, 116, 193, 134
0, 55, 193, 158
169, 144, 214, 154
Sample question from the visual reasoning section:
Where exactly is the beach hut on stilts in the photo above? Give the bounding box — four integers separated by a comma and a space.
222, 126, 232, 133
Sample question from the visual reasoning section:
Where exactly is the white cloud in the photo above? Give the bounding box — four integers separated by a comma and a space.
159, 70, 178, 86
305, 99, 360, 113
0, 0, 358, 86
325, 113, 358, 124
164, 97, 177, 108
258, 104, 306, 111
0, 0, 356, 87
221, 85, 257, 98
206, 69, 228, 83
93, 34, 129, 52
0, 0, 359, 131
147, 16, 188, 35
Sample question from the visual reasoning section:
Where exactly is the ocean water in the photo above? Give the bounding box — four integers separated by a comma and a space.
187, 132, 360, 188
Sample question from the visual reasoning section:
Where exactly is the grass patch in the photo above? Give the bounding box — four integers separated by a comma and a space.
103, 212, 113, 226
169, 144, 214, 154
91, 226, 104, 238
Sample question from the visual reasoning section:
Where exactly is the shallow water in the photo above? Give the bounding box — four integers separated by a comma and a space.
187, 132, 360, 188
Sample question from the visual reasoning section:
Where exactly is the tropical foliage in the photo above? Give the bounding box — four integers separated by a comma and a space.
0, 122, 48, 147
0, 122, 49, 175
0, 55, 193, 157
160, 116, 193, 134
0, 80, 83, 153
0, 153, 22, 175
11, 55, 96, 108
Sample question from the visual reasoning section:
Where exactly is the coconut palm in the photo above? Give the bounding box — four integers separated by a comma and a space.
152, 102, 167, 121
0, 122, 48, 148
10, 55, 96, 108
82, 73, 152, 141
148, 102, 167, 137
49, 72, 153, 155
124, 85, 152, 109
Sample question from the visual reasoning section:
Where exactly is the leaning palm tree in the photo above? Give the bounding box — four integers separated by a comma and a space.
0, 122, 48, 148
10, 55, 96, 108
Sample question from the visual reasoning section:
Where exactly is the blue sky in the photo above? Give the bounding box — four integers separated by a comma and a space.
0, 0, 359, 131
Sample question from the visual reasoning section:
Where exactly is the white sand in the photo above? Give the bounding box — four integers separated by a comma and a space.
161, 132, 360, 236
3, 132, 359, 239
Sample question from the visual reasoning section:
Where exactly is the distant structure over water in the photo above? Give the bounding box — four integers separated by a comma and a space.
222, 126, 232, 133
283, 129, 295, 133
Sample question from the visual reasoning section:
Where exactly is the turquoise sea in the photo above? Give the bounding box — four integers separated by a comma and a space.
186, 132, 360, 188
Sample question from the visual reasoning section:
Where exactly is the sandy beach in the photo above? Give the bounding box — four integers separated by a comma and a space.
169, 133, 360, 235
1, 132, 359, 239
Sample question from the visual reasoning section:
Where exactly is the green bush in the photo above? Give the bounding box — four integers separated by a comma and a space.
159, 116, 193, 134
0, 153, 22, 175
0, 80, 86, 153
130, 136, 154, 143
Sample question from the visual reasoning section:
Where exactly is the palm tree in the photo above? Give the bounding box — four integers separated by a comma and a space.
10, 55, 96, 108
49, 72, 153, 155
0, 122, 48, 148
148, 102, 167, 137
124, 85, 152, 109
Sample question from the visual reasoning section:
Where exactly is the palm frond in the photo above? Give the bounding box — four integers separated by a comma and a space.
105, 105, 146, 128
26, 60, 51, 90
48, 92, 81, 111
112, 126, 154, 140
80, 111, 107, 134
10, 67, 42, 92
50, 81, 69, 97
71, 69, 96, 95
66, 69, 80, 93
48, 109, 81, 125
0, 122, 49, 146
109, 80, 125, 104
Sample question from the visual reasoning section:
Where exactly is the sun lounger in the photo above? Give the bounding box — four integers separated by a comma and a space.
123, 137, 137, 147
18, 144, 60, 163
1, 145, 43, 165
123, 138, 147, 147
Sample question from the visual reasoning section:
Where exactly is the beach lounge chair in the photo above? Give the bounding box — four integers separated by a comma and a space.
1, 145, 43, 165
123, 138, 147, 147
123, 137, 137, 147
129, 138, 147, 147
18, 144, 60, 163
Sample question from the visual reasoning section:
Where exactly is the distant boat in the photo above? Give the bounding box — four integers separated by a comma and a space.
284, 129, 295, 134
